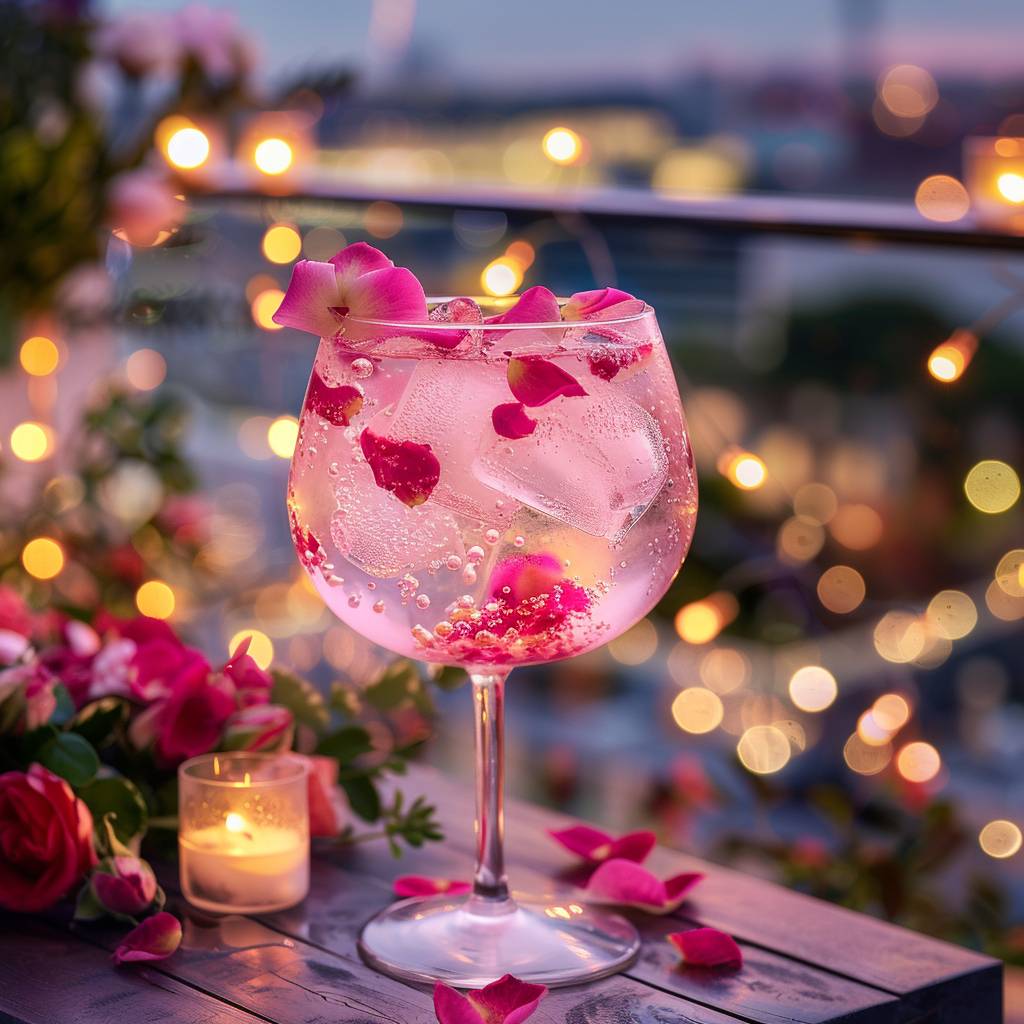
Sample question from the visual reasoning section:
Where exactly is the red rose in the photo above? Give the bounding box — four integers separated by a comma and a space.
150, 667, 235, 766
0, 585, 33, 638
0, 764, 96, 912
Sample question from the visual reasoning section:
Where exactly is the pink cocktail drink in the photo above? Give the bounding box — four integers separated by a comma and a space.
276, 245, 697, 988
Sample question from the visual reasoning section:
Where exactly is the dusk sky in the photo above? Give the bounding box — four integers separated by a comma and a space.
105, 0, 1024, 89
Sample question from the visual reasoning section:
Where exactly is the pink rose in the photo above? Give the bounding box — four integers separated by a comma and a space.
0, 765, 96, 912
0, 586, 33, 638
40, 620, 101, 708
222, 636, 272, 707
0, 662, 57, 733
300, 755, 346, 838
91, 856, 158, 917
221, 704, 293, 753
149, 669, 235, 767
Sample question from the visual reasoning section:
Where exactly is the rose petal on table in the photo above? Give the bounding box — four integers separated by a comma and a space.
307, 371, 364, 426
272, 259, 341, 338
549, 825, 656, 864
668, 927, 743, 969
359, 429, 440, 507
467, 974, 548, 1024
491, 402, 536, 439
434, 983, 488, 1024
561, 287, 636, 320
663, 871, 705, 911
112, 911, 182, 965
584, 859, 702, 913
485, 285, 560, 325
507, 357, 587, 407
393, 875, 472, 898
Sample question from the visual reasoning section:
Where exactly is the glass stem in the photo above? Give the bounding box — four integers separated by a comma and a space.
470, 670, 512, 909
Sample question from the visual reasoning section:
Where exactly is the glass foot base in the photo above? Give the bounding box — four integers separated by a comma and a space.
358, 894, 640, 988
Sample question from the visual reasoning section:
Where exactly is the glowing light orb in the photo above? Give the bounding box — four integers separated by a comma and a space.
10, 421, 53, 462
22, 537, 64, 580
788, 665, 838, 712
542, 127, 582, 165
251, 288, 285, 331
671, 687, 724, 734
997, 172, 1024, 204
166, 127, 210, 170
979, 820, 1022, 859
896, 741, 941, 783
816, 565, 866, 614
267, 416, 299, 459
262, 224, 302, 264
737, 725, 791, 775
964, 460, 1020, 514
925, 589, 977, 640
19, 336, 59, 376
914, 175, 970, 222
228, 629, 274, 670
674, 601, 721, 645
125, 348, 167, 391
253, 138, 294, 176
136, 580, 176, 620
871, 693, 911, 732
481, 258, 522, 297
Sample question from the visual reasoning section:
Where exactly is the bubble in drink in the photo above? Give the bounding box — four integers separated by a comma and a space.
352, 358, 374, 378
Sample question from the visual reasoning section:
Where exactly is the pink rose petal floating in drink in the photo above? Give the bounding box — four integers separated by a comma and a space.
668, 927, 743, 969
273, 242, 428, 339
485, 285, 560, 325
112, 911, 182, 965
506, 357, 587, 407
433, 974, 548, 1024
491, 402, 536, 439
306, 370, 363, 426
359, 429, 440, 508
393, 875, 472, 898
584, 858, 703, 914
586, 341, 654, 382
487, 553, 590, 637
549, 825, 656, 865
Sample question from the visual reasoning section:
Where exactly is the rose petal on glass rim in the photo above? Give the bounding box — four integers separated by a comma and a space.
307, 371, 364, 426
492, 402, 537, 439
272, 259, 341, 338
561, 287, 636, 320
328, 241, 394, 291
506, 357, 587, 407
485, 285, 560, 325
359, 428, 441, 508
393, 875, 472, 898
668, 927, 743, 969
549, 825, 656, 864
112, 911, 182, 965
345, 266, 428, 323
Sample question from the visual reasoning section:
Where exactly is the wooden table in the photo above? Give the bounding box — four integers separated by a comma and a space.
0, 765, 1002, 1024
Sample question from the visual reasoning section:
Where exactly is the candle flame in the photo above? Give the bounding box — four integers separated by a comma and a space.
243, 771, 251, 785
225, 812, 247, 833
213, 755, 220, 776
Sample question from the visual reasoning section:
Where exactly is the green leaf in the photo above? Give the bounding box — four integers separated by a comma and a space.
271, 667, 329, 733
38, 732, 99, 787
317, 725, 373, 764
79, 775, 148, 845
341, 774, 381, 822
73, 880, 103, 922
71, 698, 128, 747
363, 659, 420, 710
50, 684, 75, 726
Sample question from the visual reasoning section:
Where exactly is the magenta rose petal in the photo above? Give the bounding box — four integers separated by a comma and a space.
112, 911, 182, 965
393, 875, 472, 898
663, 871, 705, 911
549, 825, 612, 860
585, 339, 653, 381
328, 241, 394, 289
307, 371, 364, 426
433, 983, 487, 1024
485, 285, 560, 325
492, 402, 537, 439
359, 428, 441, 508
561, 287, 636, 320
345, 266, 428, 323
272, 260, 341, 338
668, 927, 743, 969
468, 975, 548, 1024
506, 357, 587, 407
584, 858, 667, 911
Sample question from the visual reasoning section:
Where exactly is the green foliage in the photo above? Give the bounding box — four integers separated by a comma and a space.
38, 731, 99, 787
71, 698, 129, 748
79, 775, 148, 844
271, 667, 330, 732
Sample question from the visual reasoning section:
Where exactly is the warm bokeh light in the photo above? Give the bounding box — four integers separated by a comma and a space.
878, 64, 938, 118
125, 348, 167, 391
303, 226, 346, 261
964, 460, 1020, 514
986, 578, 1024, 621
721, 450, 767, 490
22, 537, 64, 580
777, 517, 825, 565
674, 593, 737, 645
828, 504, 883, 550
267, 416, 299, 459
857, 710, 893, 746
607, 618, 659, 665
995, 549, 1024, 597
927, 330, 977, 384
788, 665, 838, 712
926, 589, 977, 640
228, 629, 274, 670
253, 137, 294, 175
793, 482, 837, 525
251, 288, 285, 331
816, 565, 866, 614
843, 734, 892, 775
699, 647, 749, 694
979, 820, 1022, 859
671, 686, 724, 734
19, 336, 60, 376
261, 224, 302, 264
737, 725, 791, 775
481, 258, 523, 297
135, 580, 176, 620
364, 201, 404, 239
873, 611, 927, 664
896, 741, 941, 783
505, 240, 536, 269
914, 175, 970, 222
996, 172, 1024, 204
542, 126, 582, 165
165, 125, 210, 170
10, 421, 53, 462
872, 693, 911, 733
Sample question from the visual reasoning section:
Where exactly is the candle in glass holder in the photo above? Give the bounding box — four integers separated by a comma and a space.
963, 136, 1024, 230
179, 752, 310, 914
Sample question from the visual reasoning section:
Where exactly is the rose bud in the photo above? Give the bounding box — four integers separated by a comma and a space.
221, 703, 294, 753
91, 856, 159, 918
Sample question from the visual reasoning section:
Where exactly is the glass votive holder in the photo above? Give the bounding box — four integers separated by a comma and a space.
963, 136, 1024, 230
179, 752, 310, 914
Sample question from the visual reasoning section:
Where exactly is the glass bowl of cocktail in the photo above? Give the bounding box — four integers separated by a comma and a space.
275, 244, 697, 987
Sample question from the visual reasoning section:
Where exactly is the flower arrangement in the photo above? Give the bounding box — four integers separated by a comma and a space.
0, 587, 442, 959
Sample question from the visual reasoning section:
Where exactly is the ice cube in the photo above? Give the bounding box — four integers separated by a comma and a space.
329, 454, 465, 579
473, 394, 668, 539
369, 359, 519, 525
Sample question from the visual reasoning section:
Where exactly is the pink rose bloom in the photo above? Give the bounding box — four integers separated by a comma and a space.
40, 620, 101, 708
0, 586, 33, 639
91, 856, 158, 917
108, 170, 183, 247
149, 668, 235, 767
0, 765, 96, 912
222, 636, 272, 707
0, 662, 57, 734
